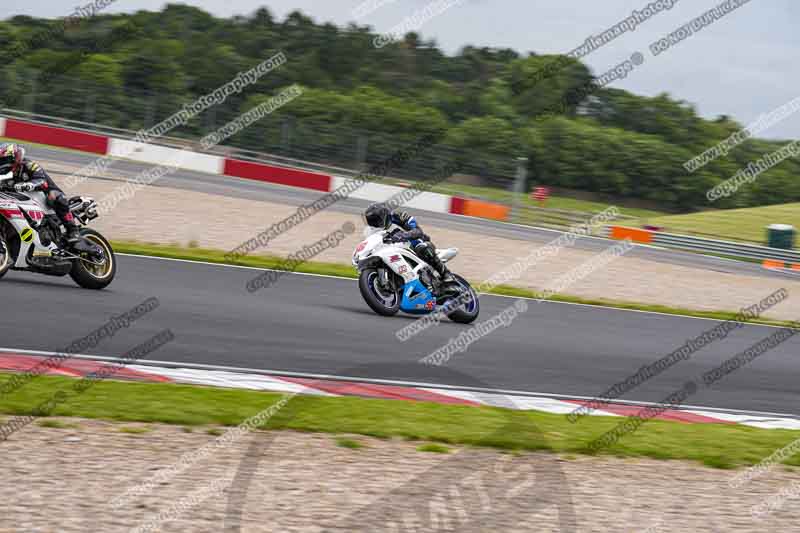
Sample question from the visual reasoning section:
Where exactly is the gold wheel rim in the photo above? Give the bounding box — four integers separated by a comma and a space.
82, 235, 113, 280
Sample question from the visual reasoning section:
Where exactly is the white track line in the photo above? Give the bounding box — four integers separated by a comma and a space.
2, 347, 797, 421
117, 252, 794, 329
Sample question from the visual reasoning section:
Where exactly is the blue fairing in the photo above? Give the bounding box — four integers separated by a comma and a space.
400, 279, 436, 314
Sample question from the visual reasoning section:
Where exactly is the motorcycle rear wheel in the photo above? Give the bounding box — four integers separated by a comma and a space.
359, 267, 401, 316
69, 228, 116, 290
446, 274, 480, 324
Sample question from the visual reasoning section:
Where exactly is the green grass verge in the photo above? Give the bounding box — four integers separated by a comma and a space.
336, 437, 365, 449
648, 203, 800, 245
119, 425, 151, 434
113, 241, 796, 329
37, 419, 78, 429
2, 374, 799, 469
417, 443, 450, 453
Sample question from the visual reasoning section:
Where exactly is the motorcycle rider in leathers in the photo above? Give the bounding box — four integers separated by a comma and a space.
363, 203, 455, 284
0, 143, 81, 244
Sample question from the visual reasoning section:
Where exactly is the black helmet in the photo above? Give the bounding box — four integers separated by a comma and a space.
363, 203, 391, 229
0, 143, 24, 175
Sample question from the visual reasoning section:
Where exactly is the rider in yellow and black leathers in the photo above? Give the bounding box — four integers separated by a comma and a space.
0, 143, 80, 243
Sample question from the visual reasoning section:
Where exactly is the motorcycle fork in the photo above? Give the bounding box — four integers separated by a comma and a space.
377, 266, 392, 290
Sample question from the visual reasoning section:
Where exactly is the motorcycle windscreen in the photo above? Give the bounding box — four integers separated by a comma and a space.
362, 224, 383, 238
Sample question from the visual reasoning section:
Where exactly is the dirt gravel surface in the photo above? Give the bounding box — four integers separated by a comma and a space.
51, 168, 800, 322
0, 417, 797, 532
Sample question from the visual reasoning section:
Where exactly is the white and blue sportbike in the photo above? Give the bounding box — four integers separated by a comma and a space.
352, 227, 479, 323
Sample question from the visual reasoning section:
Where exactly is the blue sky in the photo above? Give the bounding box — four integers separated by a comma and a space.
8, 0, 799, 140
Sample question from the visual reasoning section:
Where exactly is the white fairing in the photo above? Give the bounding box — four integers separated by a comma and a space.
352, 228, 458, 283
0, 190, 60, 268
438, 247, 458, 263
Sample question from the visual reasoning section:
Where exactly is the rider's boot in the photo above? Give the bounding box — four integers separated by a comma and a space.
62, 216, 81, 245
431, 256, 455, 284
417, 242, 455, 284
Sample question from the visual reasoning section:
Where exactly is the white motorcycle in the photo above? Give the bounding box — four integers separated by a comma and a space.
352, 227, 479, 323
0, 173, 116, 289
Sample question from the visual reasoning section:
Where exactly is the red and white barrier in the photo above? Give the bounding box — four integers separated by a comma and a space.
329, 176, 452, 213
224, 157, 332, 192
3, 118, 109, 154
108, 138, 224, 175
0, 117, 509, 220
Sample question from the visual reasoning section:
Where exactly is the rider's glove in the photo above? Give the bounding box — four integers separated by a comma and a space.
14, 182, 35, 193
383, 233, 403, 244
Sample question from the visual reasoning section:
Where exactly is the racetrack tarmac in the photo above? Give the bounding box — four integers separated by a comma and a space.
1, 253, 798, 416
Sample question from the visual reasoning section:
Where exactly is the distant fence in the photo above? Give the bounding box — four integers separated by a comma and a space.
515, 206, 637, 231
0, 108, 358, 179
605, 226, 800, 265
2, 108, 642, 231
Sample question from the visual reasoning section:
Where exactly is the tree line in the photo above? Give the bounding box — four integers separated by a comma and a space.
0, 4, 797, 210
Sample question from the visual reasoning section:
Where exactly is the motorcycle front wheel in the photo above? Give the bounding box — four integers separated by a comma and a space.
358, 267, 401, 316
0, 232, 11, 280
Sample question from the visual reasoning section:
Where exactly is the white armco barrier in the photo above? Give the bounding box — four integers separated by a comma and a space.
109, 138, 224, 175
330, 176, 452, 214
